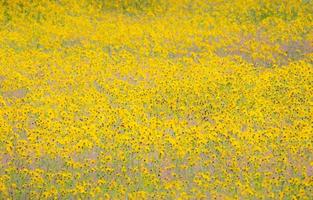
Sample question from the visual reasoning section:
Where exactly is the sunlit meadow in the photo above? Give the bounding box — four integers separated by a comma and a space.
0, 0, 312, 199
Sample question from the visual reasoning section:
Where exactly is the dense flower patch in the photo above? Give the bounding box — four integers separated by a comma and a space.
0, 0, 312, 199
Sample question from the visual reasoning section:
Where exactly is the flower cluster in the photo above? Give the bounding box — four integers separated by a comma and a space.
0, 0, 312, 199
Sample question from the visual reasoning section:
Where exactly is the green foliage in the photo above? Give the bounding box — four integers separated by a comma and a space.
92, 0, 169, 14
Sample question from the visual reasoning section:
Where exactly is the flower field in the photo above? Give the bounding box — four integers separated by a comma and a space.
0, 0, 312, 199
